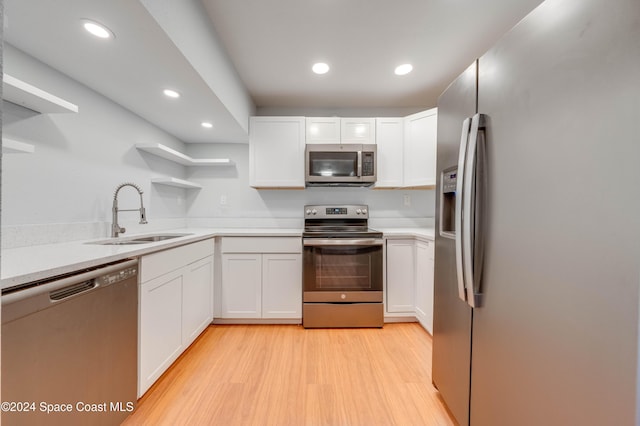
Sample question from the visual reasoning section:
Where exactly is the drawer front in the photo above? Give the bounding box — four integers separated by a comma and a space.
221, 237, 302, 254
141, 239, 215, 283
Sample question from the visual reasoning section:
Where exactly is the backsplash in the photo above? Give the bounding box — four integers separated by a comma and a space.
1, 218, 187, 249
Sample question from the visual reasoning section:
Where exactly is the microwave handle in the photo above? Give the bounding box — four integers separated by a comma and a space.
357, 151, 362, 177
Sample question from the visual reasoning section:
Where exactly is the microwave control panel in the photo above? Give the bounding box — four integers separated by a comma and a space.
362, 152, 375, 176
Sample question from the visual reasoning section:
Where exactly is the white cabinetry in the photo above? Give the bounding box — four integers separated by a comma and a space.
403, 108, 438, 188
385, 239, 416, 313
305, 117, 341, 143
385, 236, 435, 332
306, 117, 376, 144
249, 116, 306, 188
221, 253, 262, 318
341, 118, 376, 144
220, 237, 302, 321
139, 239, 214, 397
375, 118, 404, 188
262, 254, 303, 318
415, 239, 435, 334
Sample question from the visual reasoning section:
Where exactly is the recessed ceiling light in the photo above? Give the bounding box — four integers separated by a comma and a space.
82, 20, 114, 39
312, 62, 330, 75
201, 122, 213, 129
394, 64, 413, 76
163, 89, 180, 99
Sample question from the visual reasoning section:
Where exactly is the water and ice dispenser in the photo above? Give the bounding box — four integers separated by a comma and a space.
439, 166, 457, 239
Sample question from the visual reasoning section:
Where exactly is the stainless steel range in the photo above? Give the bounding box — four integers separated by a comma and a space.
302, 204, 384, 328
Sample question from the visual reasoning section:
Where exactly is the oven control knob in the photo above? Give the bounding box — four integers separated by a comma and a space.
356, 208, 362, 214
362, 208, 368, 215
305, 209, 312, 215
341, 294, 347, 300
311, 209, 317, 215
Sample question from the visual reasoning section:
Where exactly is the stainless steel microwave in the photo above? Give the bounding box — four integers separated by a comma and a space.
305, 144, 377, 187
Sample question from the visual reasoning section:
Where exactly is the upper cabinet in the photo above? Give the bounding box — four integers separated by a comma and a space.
305, 117, 340, 143
306, 117, 376, 144
249, 116, 306, 189
340, 118, 376, 144
375, 118, 404, 188
248, 110, 436, 190
403, 108, 437, 188
375, 108, 438, 189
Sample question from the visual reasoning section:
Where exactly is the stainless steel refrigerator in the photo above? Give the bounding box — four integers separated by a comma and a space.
432, 0, 640, 425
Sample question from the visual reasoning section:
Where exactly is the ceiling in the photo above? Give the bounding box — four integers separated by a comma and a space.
4, 0, 544, 144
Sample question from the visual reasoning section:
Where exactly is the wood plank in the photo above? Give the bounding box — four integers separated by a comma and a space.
123, 324, 456, 425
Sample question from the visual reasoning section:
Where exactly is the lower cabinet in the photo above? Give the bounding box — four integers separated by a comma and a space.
221, 253, 262, 318
262, 254, 303, 318
415, 239, 435, 334
386, 237, 435, 333
220, 237, 302, 321
138, 239, 214, 397
385, 239, 416, 313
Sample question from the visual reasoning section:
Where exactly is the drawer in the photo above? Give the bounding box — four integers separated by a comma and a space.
140, 239, 214, 283
221, 237, 302, 254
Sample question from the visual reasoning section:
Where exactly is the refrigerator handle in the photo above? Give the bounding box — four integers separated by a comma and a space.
455, 117, 472, 302
463, 113, 487, 308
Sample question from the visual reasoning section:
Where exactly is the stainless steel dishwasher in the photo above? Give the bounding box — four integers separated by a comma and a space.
1, 258, 138, 426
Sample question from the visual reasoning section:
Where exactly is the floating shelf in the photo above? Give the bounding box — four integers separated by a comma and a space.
2, 74, 78, 114
136, 143, 234, 166
2, 137, 35, 154
151, 177, 202, 189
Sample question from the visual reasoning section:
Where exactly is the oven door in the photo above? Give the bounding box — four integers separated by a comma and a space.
303, 238, 383, 302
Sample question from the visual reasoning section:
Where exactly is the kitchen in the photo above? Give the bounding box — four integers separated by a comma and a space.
2, 0, 639, 425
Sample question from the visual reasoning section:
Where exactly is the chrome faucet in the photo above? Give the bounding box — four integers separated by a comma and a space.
112, 182, 148, 237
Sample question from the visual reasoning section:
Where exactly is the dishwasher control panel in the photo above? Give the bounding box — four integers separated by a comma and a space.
96, 266, 138, 286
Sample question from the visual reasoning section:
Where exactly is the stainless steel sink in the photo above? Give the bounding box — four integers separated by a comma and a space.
94, 240, 148, 246
130, 235, 189, 242
87, 233, 193, 245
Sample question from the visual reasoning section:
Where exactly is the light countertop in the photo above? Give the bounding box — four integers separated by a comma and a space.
2, 226, 433, 290
378, 227, 435, 241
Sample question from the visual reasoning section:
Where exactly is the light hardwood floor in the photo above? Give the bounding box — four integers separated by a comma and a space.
123, 323, 456, 426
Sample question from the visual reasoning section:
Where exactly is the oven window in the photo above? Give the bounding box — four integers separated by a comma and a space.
304, 245, 382, 291
308, 152, 357, 177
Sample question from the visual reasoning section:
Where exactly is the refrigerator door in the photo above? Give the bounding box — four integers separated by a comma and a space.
433, 62, 477, 426
471, 0, 640, 424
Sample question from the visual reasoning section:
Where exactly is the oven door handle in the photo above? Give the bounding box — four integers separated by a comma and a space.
303, 238, 384, 247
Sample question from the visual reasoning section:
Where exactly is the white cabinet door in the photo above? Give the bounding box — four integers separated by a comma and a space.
249, 116, 305, 188
375, 118, 404, 188
262, 253, 302, 319
403, 108, 437, 187
341, 118, 376, 144
385, 239, 416, 313
305, 117, 341, 143
139, 268, 183, 397
182, 255, 214, 347
415, 240, 434, 334
221, 253, 263, 318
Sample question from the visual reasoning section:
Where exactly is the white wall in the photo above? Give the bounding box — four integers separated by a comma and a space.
2, 44, 188, 233
141, 0, 255, 134
185, 143, 435, 223
2, 45, 435, 247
